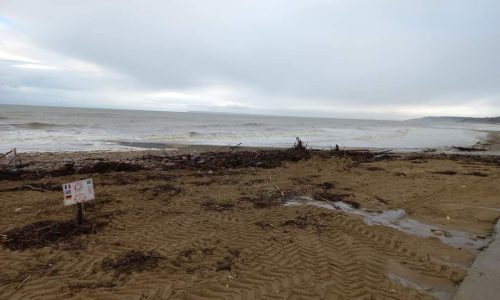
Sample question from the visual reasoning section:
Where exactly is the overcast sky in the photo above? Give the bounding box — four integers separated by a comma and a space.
1, 0, 499, 120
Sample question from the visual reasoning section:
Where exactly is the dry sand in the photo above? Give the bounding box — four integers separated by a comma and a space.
1, 147, 499, 299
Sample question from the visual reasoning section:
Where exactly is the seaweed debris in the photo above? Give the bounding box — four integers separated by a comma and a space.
201, 199, 235, 212
1, 218, 106, 250
101, 250, 165, 275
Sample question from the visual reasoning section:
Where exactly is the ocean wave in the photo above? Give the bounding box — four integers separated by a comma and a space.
243, 122, 265, 127
1, 106, 492, 152
190, 122, 266, 129
10, 122, 73, 130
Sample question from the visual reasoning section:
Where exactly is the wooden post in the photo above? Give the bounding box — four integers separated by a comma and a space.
76, 203, 83, 225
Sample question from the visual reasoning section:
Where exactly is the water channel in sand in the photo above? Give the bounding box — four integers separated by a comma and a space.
285, 196, 491, 251
285, 196, 497, 299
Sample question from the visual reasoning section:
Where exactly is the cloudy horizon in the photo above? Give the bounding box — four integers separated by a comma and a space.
1, 1, 499, 120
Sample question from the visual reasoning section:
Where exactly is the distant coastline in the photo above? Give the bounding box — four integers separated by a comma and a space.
410, 116, 500, 125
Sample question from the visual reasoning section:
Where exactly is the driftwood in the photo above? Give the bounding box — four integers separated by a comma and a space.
480, 143, 493, 151
372, 149, 394, 160
0, 139, 401, 181
227, 143, 242, 151
0, 148, 21, 167
16, 274, 31, 289
0, 150, 14, 160
24, 184, 49, 192
452, 146, 486, 152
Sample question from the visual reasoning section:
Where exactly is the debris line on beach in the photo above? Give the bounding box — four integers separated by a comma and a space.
101, 250, 165, 275
1, 219, 105, 250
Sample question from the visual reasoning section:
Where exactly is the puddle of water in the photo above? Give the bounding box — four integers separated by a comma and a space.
285, 197, 491, 251
478, 206, 500, 212
386, 272, 454, 300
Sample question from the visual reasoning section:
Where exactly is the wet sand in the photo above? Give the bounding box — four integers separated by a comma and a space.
485, 131, 500, 151
1, 147, 499, 299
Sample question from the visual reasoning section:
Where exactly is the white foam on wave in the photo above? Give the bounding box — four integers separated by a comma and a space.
0, 105, 497, 152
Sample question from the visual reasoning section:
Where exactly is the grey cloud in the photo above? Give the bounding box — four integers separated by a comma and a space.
1, 0, 500, 117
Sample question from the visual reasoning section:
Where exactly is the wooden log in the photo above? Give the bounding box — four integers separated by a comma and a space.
24, 184, 48, 192
452, 146, 486, 152
0, 149, 14, 160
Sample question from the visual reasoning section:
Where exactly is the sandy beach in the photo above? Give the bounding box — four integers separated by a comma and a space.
3, 1, 500, 298
1, 145, 499, 299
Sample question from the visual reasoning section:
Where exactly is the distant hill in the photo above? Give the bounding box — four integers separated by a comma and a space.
410, 116, 500, 124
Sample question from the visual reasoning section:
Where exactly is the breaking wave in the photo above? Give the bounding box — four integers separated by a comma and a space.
10, 122, 73, 130
0, 105, 496, 152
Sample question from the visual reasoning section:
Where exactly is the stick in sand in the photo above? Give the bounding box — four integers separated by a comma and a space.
76, 203, 84, 225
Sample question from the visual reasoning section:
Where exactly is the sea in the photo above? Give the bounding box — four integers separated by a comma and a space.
1, 104, 498, 153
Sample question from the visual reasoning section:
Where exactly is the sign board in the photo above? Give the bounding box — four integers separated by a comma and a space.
62, 178, 95, 206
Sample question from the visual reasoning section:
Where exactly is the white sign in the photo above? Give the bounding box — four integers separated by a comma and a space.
62, 178, 95, 206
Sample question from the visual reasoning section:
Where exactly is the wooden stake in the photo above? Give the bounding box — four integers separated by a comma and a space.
76, 203, 83, 225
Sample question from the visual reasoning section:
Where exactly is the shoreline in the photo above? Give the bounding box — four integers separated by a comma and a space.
5, 141, 500, 168
2, 128, 498, 157
485, 130, 500, 150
